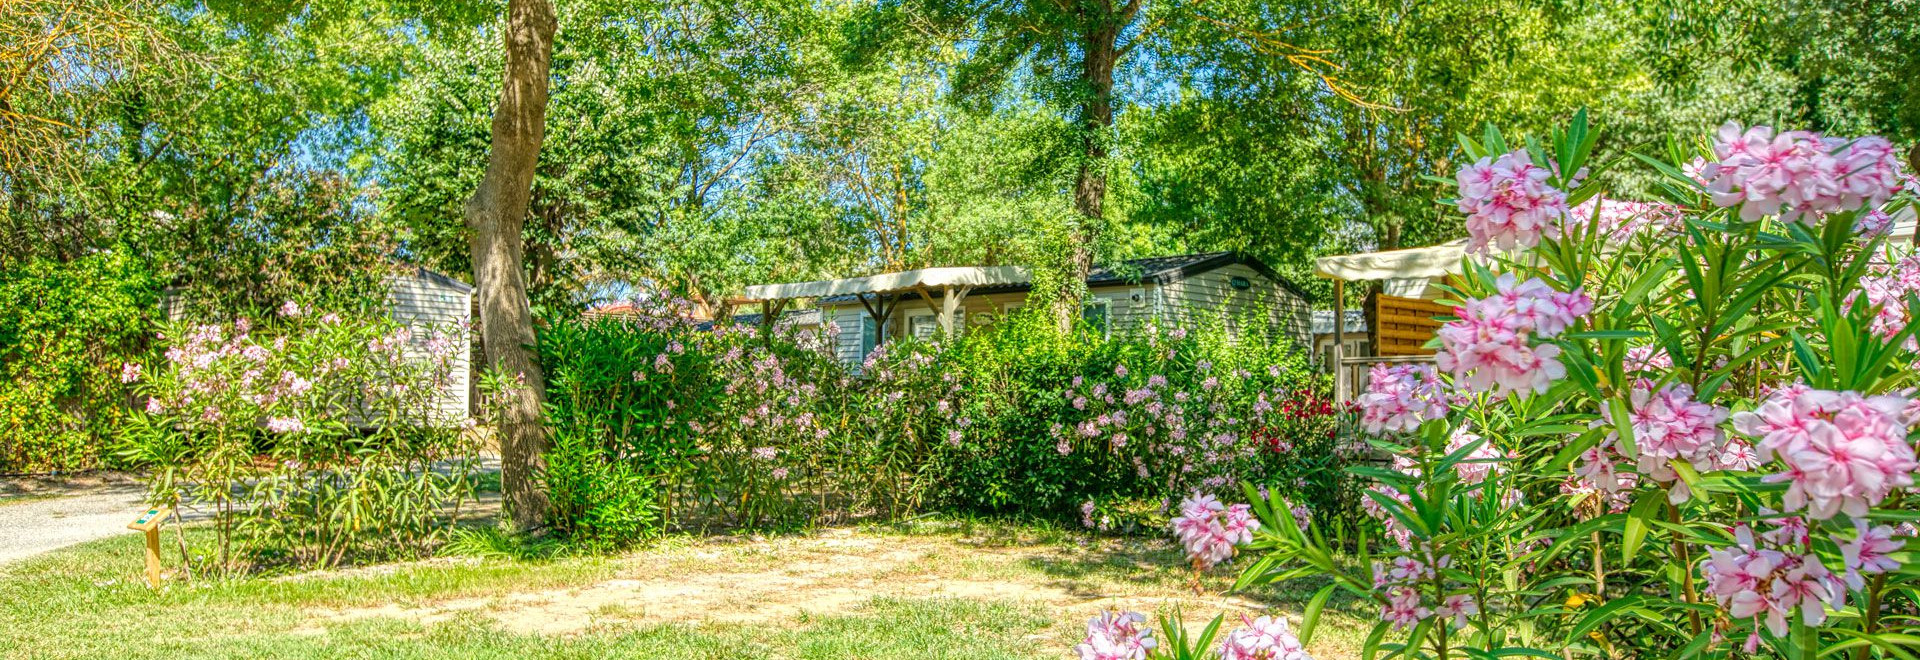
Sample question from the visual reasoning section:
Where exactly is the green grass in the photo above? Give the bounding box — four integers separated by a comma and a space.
0, 518, 1370, 659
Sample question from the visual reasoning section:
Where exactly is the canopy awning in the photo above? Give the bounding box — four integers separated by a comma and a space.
1314, 239, 1471, 282
737, 265, 1030, 303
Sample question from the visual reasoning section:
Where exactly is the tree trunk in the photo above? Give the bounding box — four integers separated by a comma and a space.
1055, 17, 1121, 333
465, 0, 558, 533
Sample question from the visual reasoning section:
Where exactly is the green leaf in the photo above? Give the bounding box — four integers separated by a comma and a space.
1622, 491, 1663, 563
1300, 584, 1336, 646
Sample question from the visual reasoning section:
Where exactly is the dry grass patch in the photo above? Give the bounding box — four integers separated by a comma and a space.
300, 522, 1368, 658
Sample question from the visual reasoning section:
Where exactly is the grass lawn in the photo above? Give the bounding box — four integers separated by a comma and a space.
0, 518, 1371, 659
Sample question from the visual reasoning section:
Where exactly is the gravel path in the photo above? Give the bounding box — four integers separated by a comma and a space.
0, 458, 501, 567
0, 472, 156, 566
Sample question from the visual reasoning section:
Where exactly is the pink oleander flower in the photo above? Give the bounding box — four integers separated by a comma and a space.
1361, 483, 1416, 549
1357, 363, 1450, 434
1566, 196, 1684, 241
1169, 493, 1259, 569
1446, 427, 1508, 485
1720, 440, 1762, 471
265, 417, 306, 434
1436, 594, 1479, 629
119, 362, 142, 383
277, 300, 302, 317
751, 446, 777, 461
1601, 383, 1731, 504
1702, 123, 1906, 223
1624, 345, 1672, 373
1856, 253, 1920, 345
1857, 209, 1895, 237
1456, 149, 1570, 253
1219, 615, 1311, 660
144, 397, 165, 414
1075, 610, 1156, 660
770, 467, 789, 480
1434, 275, 1591, 394
1698, 520, 1846, 639
1729, 388, 1918, 519
1838, 520, 1905, 589
1381, 586, 1431, 630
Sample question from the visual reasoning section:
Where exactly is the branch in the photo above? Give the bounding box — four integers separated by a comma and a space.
1192, 11, 1399, 112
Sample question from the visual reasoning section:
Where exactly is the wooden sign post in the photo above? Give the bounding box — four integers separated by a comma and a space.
126, 507, 169, 589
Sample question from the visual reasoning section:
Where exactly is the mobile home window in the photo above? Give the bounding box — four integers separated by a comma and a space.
907, 310, 966, 340
1082, 299, 1111, 337
860, 315, 879, 358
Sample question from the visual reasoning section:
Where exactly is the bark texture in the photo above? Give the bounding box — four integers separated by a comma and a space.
464, 0, 558, 532
1055, 3, 1131, 332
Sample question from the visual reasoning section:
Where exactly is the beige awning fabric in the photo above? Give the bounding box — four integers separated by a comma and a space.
1314, 239, 1472, 282
738, 265, 1030, 302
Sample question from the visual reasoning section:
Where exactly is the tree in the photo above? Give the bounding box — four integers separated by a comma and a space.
465, 0, 558, 532
844, 0, 1161, 329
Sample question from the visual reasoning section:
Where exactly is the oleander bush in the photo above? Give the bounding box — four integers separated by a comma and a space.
536, 301, 1351, 548
927, 311, 1352, 534
1224, 113, 1920, 658
119, 304, 481, 572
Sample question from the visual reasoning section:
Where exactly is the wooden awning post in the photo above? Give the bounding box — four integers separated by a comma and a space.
939, 286, 971, 336
126, 507, 169, 590
1332, 279, 1346, 404
758, 299, 788, 344
854, 292, 899, 346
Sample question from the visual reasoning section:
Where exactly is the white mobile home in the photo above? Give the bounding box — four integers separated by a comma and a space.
739, 252, 1313, 369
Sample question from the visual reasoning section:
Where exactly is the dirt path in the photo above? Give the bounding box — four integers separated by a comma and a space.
298, 527, 1363, 657
0, 472, 157, 566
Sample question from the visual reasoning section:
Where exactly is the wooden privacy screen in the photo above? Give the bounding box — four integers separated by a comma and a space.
1367, 293, 1451, 356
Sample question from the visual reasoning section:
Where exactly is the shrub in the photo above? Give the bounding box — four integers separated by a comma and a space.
0, 251, 158, 472
535, 301, 1353, 547
120, 305, 480, 571
1235, 114, 1920, 656
539, 301, 869, 543
929, 310, 1351, 533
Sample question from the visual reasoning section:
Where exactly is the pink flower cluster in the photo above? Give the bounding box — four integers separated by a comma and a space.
1729, 387, 1918, 519
1856, 209, 1895, 237
1075, 611, 1156, 660
1371, 550, 1460, 630
1456, 149, 1571, 253
1565, 196, 1683, 242
1434, 275, 1592, 395
1357, 363, 1449, 434
1839, 520, 1906, 590
1856, 253, 1920, 344
1445, 427, 1508, 486
1623, 345, 1673, 373
1701, 122, 1906, 223
1699, 526, 1844, 638
1170, 493, 1258, 569
1218, 615, 1311, 660
1078, 611, 1315, 660
1601, 384, 1731, 504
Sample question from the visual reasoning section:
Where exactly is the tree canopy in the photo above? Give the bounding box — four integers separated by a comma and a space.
4, 0, 1916, 314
